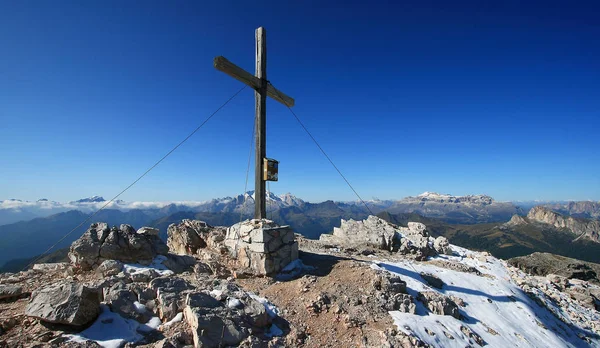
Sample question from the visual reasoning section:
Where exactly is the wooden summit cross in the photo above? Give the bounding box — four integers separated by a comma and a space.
214, 27, 295, 220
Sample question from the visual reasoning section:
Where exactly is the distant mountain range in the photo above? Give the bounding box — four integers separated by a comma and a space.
378, 208, 600, 264
1, 191, 598, 271
0, 191, 553, 225
0, 192, 302, 225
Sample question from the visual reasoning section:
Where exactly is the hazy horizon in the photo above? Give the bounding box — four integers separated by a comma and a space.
1, 190, 597, 206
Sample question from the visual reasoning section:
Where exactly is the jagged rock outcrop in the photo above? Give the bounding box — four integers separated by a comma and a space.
103, 281, 152, 323
183, 290, 273, 348
384, 192, 524, 224
0, 285, 22, 300
68, 223, 169, 270
505, 214, 528, 226
372, 272, 416, 313
97, 259, 123, 277
319, 216, 451, 260
167, 220, 227, 255
320, 215, 400, 250
25, 281, 100, 326
149, 276, 196, 321
527, 206, 600, 242
544, 201, 600, 220
508, 252, 600, 282
416, 291, 460, 318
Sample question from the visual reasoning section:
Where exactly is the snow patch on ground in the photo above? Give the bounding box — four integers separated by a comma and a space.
250, 294, 280, 318
161, 312, 184, 329
373, 245, 600, 347
227, 298, 243, 309
66, 304, 160, 348
133, 301, 148, 314
123, 255, 174, 277
276, 259, 315, 281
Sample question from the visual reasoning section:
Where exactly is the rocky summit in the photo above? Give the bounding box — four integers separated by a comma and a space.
1, 216, 599, 347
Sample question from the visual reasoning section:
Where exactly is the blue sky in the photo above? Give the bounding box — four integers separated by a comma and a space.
1, 1, 598, 203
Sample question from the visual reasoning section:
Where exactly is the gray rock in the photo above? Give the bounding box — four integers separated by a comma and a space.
137, 227, 159, 236
97, 260, 123, 277
32, 263, 70, 272
433, 236, 452, 255
104, 281, 150, 323
69, 222, 168, 270
186, 292, 222, 309
167, 220, 226, 255
184, 306, 249, 348
130, 269, 159, 283
373, 273, 407, 294
407, 222, 427, 236
162, 253, 197, 274
0, 285, 22, 300
128, 283, 157, 304
242, 297, 271, 329
25, 281, 100, 326
389, 293, 416, 313
149, 277, 195, 320
527, 206, 600, 243
508, 252, 600, 283
193, 262, 214, 275
153, 339, 178, 348
460, 325, 486, 346
319, 216, 400, 251
417, 291, 460, 319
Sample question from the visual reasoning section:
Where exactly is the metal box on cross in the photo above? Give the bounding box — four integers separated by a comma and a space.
263, 158, 279, 181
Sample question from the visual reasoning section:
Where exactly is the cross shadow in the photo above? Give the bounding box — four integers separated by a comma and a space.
297, 250, 363, 277
380, 263, 514, 303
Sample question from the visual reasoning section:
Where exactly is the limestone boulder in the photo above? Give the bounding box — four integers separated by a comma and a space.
167, 220, 227, 256
69, 223, 168, 270
97, 260, 123, 277
182, 291, 274, 348
389, 293, 416, 313
319, 215, 400, 251
0, 285, 23, 300
319, 216, 439, 260
417, 291, 460, 319
433, 236, 452, 255
161, 253, 198, 274
149, 276, 195, 320
103, 281, 151, 323
25, 281, 101, 326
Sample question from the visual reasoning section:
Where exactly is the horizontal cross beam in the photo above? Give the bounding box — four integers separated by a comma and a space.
214, 56, 295, 107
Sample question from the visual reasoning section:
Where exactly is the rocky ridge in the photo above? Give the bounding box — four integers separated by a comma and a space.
1, 216, 599, 347
507, 206, 600, 243
544, 201, 600, 220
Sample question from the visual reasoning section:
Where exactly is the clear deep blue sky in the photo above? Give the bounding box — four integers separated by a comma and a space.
1, 1, 599, 203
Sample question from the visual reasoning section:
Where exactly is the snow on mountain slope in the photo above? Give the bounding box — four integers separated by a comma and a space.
373, 245, 600, 347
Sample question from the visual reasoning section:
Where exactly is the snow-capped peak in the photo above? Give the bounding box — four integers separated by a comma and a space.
72, 196, 106, 203
412, 192, 494, 205
417, 192, 453, 199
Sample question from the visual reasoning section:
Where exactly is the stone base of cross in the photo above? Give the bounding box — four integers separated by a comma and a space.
224, 219, 298, 276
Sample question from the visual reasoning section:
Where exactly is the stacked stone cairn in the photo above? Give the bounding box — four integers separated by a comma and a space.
224, 219, 299, 276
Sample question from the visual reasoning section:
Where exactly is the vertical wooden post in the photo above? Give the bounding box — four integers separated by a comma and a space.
255, 27, 267, 219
